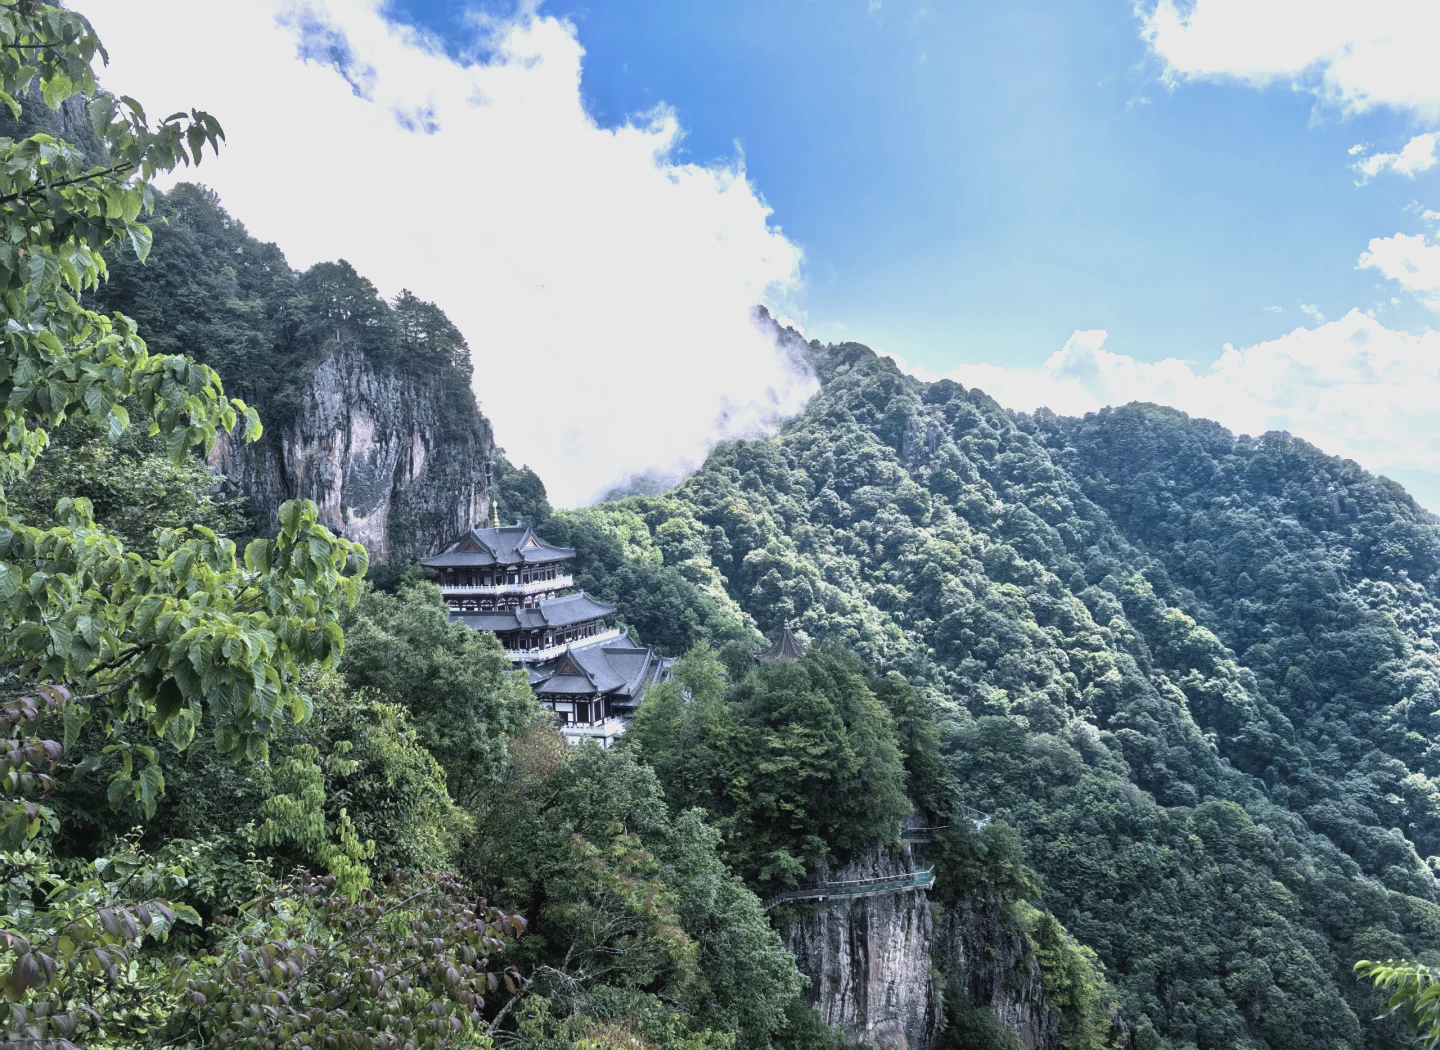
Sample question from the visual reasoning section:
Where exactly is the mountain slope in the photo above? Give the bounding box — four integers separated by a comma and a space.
91, 184, 495, 560
1026, 404, 1440, 860
574, 339, 1440, 1050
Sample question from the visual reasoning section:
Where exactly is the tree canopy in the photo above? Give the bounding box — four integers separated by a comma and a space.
576, 339, 1440, 1050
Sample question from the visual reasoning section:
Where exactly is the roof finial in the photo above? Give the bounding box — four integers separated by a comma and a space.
490, 497, 500, 529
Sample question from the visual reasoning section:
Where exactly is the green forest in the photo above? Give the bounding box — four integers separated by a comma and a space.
4, 5, 1440, 1050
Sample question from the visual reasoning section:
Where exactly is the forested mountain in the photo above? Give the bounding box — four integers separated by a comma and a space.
1026, 405, 1440, 855
552, 338, 1440, 1050
9, 7, 1440, 1049
90, 185, 498, 560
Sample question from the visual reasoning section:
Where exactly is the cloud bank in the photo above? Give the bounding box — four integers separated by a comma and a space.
898, 312, 1440, 506
1353, 133, 1438, 181
1138, 0, 1440, 118
1359, 233, 1440, 308
80, 0, 811, 506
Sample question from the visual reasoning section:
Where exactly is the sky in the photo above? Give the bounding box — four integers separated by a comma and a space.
80, 0, 1440, 508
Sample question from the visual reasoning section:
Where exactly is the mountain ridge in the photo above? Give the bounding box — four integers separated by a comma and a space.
553, 337, 1440, 1049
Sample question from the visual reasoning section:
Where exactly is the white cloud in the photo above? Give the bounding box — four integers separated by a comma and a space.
80, 0, 811, 507
1354, 133, 1438, 182
920, 313, 1440, 490
1358, 232, 1440, 308
1138, 0, 1440, 119
1300, 303, 1325, 322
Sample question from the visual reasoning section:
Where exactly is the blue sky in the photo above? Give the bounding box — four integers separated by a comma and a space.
88, 0, 1440, 505
391, 0, 1435, 376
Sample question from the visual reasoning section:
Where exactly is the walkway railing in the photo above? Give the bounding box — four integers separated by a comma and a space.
760, 868, 936, 912
899, 807, 991, 842
559, 718, 627, 747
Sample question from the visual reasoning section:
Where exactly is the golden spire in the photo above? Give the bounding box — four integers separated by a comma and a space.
490, 498, 500, 529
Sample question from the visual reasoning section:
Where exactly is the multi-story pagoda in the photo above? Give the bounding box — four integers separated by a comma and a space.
422, 522, 578, 615
421, 520, 670, 746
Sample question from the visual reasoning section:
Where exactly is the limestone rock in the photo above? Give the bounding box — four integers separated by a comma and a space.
210, 338, 492, 563
781, 841, 1064, 1050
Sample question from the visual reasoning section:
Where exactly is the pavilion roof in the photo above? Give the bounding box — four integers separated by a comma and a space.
420, 524, 574, 568
530, 629, 670, 702
756, 626, 805, 662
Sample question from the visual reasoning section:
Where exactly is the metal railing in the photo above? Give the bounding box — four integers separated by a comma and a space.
760, 868, 936, 911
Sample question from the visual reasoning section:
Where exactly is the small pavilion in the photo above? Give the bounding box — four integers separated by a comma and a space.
756, 625, 805, 662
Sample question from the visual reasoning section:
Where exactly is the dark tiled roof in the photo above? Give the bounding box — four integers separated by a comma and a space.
420, 525, 574, 569
531, 629, 670, 702
447, 591, 617, 633
536, 674, 601, 697
529, 591, 616, 629
756, 626, 805, 662
451, 611, 522, 632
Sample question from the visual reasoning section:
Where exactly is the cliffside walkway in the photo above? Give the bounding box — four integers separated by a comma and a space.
900, 806, 992, 843
760, 868, 936, 911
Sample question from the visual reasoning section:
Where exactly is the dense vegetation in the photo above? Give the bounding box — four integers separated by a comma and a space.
560, 340, 1440, 1050
0, 9, 823, 1049
9, 6, 1440, 1050
91, 184, 480, 432
1, 10, 962, 1050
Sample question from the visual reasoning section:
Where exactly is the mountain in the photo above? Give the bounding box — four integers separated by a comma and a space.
90, 185, 496, 561
62, 174, 1440, 1048
549, 335, 1440, 1050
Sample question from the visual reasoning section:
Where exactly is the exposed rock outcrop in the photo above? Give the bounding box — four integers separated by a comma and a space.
781, 846, 940, 1050
781, 841, 1063, 1050
936, 890, 1061, 1050
210, 338, 493, 563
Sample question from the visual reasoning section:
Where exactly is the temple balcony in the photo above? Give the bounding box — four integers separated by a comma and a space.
441, 575, 572, 597
559, 718, 627, 748
504, 627, 622, 663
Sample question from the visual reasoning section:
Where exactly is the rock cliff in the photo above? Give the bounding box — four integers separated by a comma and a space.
781, 840, 1064, 1050
210, 336, 493, 563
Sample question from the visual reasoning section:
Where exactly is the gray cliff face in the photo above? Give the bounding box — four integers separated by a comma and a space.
781, 842, 1062, 1050
210, 340, 492, 563
782, 846, 940, 1050
935, 891, 1061, 1050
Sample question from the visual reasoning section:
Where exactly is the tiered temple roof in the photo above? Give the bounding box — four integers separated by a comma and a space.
425, 521, 671, 746
421, 524, 573, 568
530, 630, 667, 709
526, 629, 671, 746
449, 591, 617, 635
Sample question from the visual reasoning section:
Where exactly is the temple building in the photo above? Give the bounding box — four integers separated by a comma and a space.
421, 522, 669, 746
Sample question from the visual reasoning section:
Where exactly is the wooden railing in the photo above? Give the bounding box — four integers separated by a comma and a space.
504, 628, 622, 662
442, 575, 572, 596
